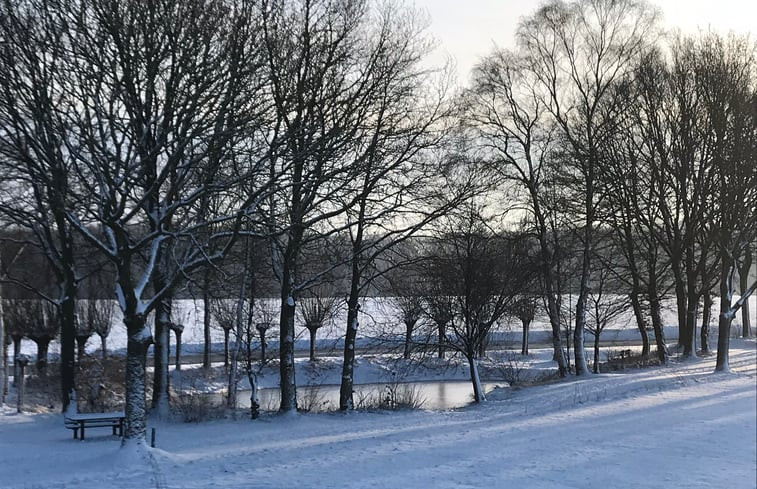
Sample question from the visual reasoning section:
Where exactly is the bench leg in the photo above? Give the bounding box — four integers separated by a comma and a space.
73, 428, 78, 440
80, 422, 85, 440
112, 425, 117, 436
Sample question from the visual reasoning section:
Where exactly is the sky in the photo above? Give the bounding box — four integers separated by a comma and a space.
413, 0, 757, 85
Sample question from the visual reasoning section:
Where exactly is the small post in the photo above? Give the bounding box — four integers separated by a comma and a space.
151, 427, 156, 448
15, 354, 29, 413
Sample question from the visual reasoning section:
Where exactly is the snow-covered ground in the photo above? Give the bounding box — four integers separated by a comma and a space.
1, 340, 754, 488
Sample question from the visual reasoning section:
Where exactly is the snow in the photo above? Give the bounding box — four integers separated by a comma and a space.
1, 340, 754, 488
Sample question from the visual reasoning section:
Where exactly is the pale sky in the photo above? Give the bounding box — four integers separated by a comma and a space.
413, 0, 757, 85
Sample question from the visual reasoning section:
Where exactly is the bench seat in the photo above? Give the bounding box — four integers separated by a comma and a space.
64, 411, 125, 440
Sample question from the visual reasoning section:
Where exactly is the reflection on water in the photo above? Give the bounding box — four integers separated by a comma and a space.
231, 381, 504, 412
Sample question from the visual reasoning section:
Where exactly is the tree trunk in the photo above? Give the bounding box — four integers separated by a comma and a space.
532, 185, 567, 377
278, 266, 298, 414
466, 350, 485, 403
739, 249, 752, 337
151, 296, 172, 417
0, 330, 6, 405
223, 328, 230, 369
58, 245, 78, 413
437, 322, 446, 359
11, 335, 21, 387
123, 314, 151, 445
76, 335, 89, 363
574, 263, 590, 375
403, 320, 414, 359
308, 327, 317, 362
339, 286, 360, 411
35, 339, 50, 376
593, 329, 601, 374
521, 318, 530, 355
203, 272, 212, 369
684, 278, 699, 357
100, 334, 107, 359
259, 329, 266, 364
648, 261, 668, 364
174, 330, 182, 370
672, 262, 688, 349
700, 291, 712, 354
630, 289, 650, 357
715, 256, 736, 372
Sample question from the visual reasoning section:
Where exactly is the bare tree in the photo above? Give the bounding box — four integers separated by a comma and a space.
508, 295, 538, 356
0, 0, 87, 411
55, 0, 272, 444
299, 287, 339, 362
422, 204, 536, 402
87, 300, 115, 360
516, 0, 658, 374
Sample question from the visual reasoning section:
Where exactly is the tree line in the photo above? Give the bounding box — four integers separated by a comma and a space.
0, 0, 754, 449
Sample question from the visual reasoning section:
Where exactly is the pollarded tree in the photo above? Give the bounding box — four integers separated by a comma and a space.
299, 287, 339, 362
88, 300, 114, 360
508, 295, 538, 356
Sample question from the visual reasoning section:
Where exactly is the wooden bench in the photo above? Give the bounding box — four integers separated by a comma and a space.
64, 412, 125, 440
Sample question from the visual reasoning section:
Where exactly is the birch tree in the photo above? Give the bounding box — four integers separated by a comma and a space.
516, 0, 658, 374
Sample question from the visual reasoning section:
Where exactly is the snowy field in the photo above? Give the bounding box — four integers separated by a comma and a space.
1, 340, 754, 489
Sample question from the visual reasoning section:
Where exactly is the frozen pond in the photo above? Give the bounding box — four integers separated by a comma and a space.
228, 380, 505, 412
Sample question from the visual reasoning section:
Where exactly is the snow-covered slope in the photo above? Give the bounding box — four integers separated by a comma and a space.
1, 340, 754, 489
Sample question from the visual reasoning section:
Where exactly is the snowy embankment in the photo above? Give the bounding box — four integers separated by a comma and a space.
1, 340, 755, 489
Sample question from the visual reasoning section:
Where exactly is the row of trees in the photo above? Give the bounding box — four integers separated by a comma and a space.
0, 0, 754, 449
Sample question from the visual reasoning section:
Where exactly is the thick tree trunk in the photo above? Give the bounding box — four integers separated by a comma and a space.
574, 269, 590, 375
203, 277, 212, 369
278, 282, 297, 413
58, 243, 78, 413
630, 290, 650, 357
308, 327, 317, 362
35, 339, 50, 376
647, 261, 668, 364
151, 296, 172, 417
700, 291, 712, 354
437, 322, 446, 359
466, 351, 485, 403
715, 257, 736, 372
123, 314, 151, 445
521, 318, 530, 356
739, 249, 752, 338
100, 334, 107, 359
339, 287, 360, 411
